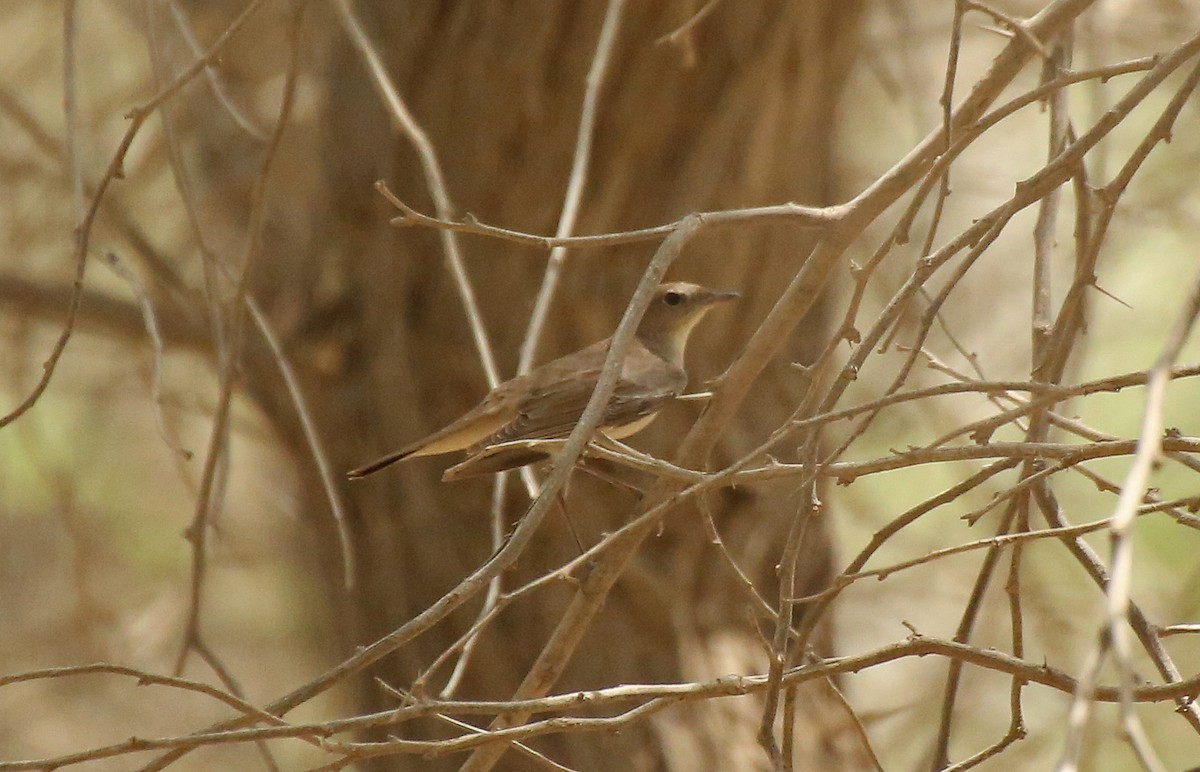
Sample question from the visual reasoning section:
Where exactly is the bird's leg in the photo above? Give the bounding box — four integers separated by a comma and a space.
553, 478, 586, 557
576, 438, 648, 497
575, 457, 646, 497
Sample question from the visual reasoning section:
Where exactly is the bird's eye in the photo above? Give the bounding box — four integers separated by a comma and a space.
663, 291, 684, 306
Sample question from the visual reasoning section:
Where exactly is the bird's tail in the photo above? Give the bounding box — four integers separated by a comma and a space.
346, 448, 414, 479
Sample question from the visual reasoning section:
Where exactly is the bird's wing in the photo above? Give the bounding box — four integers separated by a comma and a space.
489, 364, 684, 445
443, 374, 683, 480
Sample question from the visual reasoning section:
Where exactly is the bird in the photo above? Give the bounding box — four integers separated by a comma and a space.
347, 281, 738, 481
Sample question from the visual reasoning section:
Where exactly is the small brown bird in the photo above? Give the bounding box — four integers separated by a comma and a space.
347, 282, 737, 480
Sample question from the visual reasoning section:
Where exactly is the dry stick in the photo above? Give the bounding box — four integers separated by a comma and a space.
795, 513, 1140, 600
1057, 55, 1200, 764
62, 0, 83, 219
335, 1, 499, 388
390, 194, 843, 247
120, 635, 1200, 764
164, 0, 269, 141
655, 0, 723, 49
0, 0, 268, 431
431, 716, 577, 772
1031, 36, 1071, 379
100, 252, 192, 458
781, 684, 797, 772
967, 0, 1055, 60
374, 683, 571, 772
945, 513, 1029, 772
388, 196, 679, 247
1103, 266, 1200, 742
904, 0, 965, 343
930, 499, 1021, 771
1033, 483, 1200, 757
334, 0, 533, 698
777, 367, 1197, 471
937, 31, 1074, 768
1159, 625, 1200, 637
0, 662, 290, 726
585, 428, 1200, 489
517, 0, 626, 375
276, 637, 1200, 724
144, 0, 234, 387
174, 5, 304, 681
247, 297, 356, 589
758, 475, 820, 768
531, 434, 1200, 502
191, 637, 285, 772
776, 438, 1200, 489
791, 455, 1019, 665
21, 625, 1200, 772
818, 673, 887, 772
759, 393, 825, 768
437, 471, 509, 698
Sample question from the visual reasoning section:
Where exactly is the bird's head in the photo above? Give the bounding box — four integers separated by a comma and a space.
636, 282, 738, 366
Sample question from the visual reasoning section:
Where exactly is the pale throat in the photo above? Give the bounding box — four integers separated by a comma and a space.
655, 311, 708, 366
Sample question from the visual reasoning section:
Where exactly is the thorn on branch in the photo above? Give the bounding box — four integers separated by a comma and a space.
1091, 280, 1133, 309
971, 425, 996, 444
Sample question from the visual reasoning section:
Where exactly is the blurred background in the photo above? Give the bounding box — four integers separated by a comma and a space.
1, 1, 1200, 770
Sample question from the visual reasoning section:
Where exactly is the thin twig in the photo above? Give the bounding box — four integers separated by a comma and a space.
518, 0, 626, 375
175, 3, 305, 677
101, 252, 193, 459
246, 296, 356, 590
163, 0, 269, 140
334, 0, 500, 388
